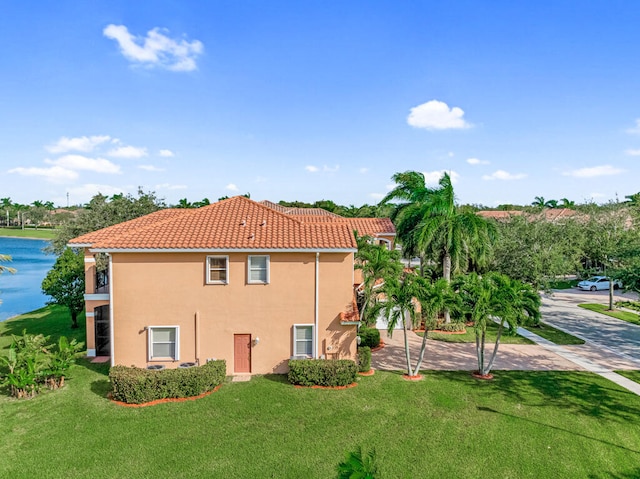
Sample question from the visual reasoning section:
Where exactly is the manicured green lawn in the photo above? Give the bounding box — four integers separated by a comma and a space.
0, 227, 56, 239
578, 303, 640, 326
425, 322, 534, 344
616, 370, 640, 385
523, 322, 585, 345
2, 308, 640, 478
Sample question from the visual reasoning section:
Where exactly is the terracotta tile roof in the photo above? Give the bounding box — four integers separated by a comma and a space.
72, 197, 357, 251
477, 208, 584, 223
259, 200, 341, 217
476, 210, 524, 220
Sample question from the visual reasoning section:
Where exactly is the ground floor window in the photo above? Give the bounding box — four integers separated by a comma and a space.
148, 326, 179, 361
293, 324, 314, 358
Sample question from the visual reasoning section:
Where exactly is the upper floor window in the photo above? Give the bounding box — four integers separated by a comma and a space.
207, 256, 229, 284
248, 255, 269, 284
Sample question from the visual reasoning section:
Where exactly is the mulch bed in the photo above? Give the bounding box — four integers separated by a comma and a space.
416, 329, 467, 335
109, 385, 222, 408
294, 383, 358, 390
402, 374, 423, 381
472, 372, 494, 380
358, 369, 375, 376
371, 340, 385, 352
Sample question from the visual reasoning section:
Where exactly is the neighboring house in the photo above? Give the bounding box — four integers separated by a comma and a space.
70, 196, 395, 375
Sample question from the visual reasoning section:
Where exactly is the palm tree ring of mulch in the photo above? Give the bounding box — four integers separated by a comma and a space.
472, 372, 494, 380
402, 374, 423, 381
358, 369, 375, 376
420, 329, 467, 335
370, 341, 385, 352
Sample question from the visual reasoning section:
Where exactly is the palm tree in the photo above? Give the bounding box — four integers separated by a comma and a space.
531, 196, 546, 208
377, 273, 458, 377
381, 172, 496, 301
355, 234, 403, 326
455, 272, 540, 377
0, 254, 16, 274
544, 199, 558, 209
337, 447, 378, 479
560, 198, 575, 209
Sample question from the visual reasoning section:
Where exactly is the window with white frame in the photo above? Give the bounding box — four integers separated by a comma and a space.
207, 256, 229, 284
293, 325, 313, 357
148, 326, 179, 361
248, 255, 269, 284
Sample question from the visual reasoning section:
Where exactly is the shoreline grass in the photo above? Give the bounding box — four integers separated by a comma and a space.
578, 303, 640, 326
616, 370, 640, 385
0, 227, 56, 240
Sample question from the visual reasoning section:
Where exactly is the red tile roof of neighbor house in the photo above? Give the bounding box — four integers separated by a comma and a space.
70, 196, 363, 251
339, 294, 361, 324
477, 208, 583, 222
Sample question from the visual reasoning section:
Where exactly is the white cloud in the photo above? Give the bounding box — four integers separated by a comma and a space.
625, 149, 640, 156
407, 100, 471, 130
45, 155, 121, 174
159, 149, 175, 157
385, 183, 395, 190
305, 165, 319, 173
359, 167, 369, 174
423, 170, 460, 185
103, 24, 204, 72
626, 119, 640, 135
482, 170, 527, 181
108, 145, 148, 158
138, 164, 165, 172
370, 193, 385, 200
155, 183, 187, 190
323, 165, 340, 173
66, 184, 128, 202
225, 183, 239, 191
562, 165, 624, 178
46, 135, 111, 153
8, 166, 78, 182
467, 157, 489, 165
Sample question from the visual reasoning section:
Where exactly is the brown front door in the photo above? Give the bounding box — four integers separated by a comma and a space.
234, 334, 251, 373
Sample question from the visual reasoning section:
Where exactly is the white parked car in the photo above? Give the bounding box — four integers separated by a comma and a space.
577, 276, 622, 291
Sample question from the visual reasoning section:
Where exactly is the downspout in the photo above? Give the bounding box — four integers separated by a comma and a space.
315, 252, 320, 359
195, 311, 200, 365
108, 253, 115, 367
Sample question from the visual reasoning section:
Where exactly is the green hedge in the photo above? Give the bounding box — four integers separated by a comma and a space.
357, 346, 371, 372
288, 359, 357, 387
358, 327, 380, 349
109, 360, 226, 404
431, 322, 466, 332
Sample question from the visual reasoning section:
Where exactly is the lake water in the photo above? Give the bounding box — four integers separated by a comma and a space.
0, 237, 57, 321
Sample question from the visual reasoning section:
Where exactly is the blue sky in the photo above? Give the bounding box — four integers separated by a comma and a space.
2, 1, 640, 208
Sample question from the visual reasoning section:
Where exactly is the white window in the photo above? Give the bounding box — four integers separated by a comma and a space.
293, 324, 314, 358
248, 255, 269, 284
148, 326, 179, 361
207, 256, 229, 284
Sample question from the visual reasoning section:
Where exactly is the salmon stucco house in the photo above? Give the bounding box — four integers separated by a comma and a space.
70, 196, 395, 375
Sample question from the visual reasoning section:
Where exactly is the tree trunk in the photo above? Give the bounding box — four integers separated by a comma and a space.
484, 320, 504, 375
443, 254, 452, 323
402, 311, 413, 375
413, 323, 430, 375
609, 280, 614, 311
71, 309, 79, 329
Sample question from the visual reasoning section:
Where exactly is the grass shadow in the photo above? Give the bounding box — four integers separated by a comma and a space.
587, 468, 640, 479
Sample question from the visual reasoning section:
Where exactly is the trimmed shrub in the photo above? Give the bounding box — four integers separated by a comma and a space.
358, 327, 380, 349
109, 360, 226, 404
288, 359, 357, 387
357, 347, 371, 372
432, 322, 466, 332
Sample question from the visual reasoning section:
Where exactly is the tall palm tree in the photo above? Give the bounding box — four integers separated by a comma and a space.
531, 196, 546, 208
377, 273, 459, 377
381, 172, 496, 294
544, 199, 558, 209
355, 234, 402, 326
455, 272, 540, 377
559, 198, 575, 209
0, 254, 16, 274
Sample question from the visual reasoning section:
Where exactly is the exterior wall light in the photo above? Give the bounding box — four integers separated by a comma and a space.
253, 337, 260, 346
